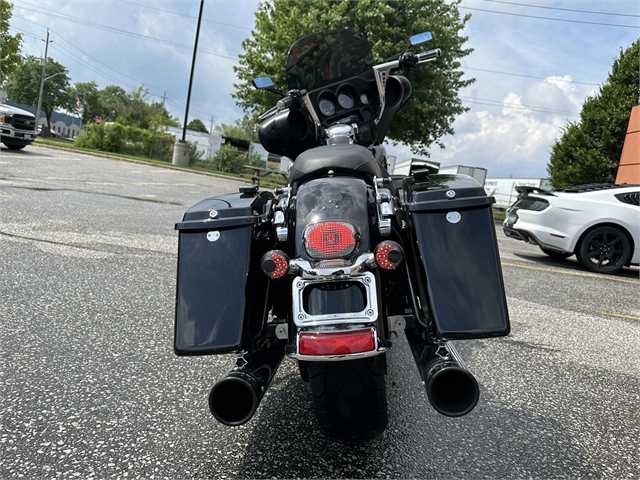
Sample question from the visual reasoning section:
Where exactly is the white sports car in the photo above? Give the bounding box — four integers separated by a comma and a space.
503, 183, 639, 274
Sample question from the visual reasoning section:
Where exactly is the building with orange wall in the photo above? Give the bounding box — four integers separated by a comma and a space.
616, 103, 640, 184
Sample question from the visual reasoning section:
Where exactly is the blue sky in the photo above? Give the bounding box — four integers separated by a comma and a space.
8, 0, 639, 178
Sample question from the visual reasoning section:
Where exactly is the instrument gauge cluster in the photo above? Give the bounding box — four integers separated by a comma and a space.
309, 74, 378, 136
318, 98, 335, 117
337, 92, 355, 110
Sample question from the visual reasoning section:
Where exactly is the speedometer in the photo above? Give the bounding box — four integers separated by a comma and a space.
337, 92, 354, 109
318, 98, 335, 117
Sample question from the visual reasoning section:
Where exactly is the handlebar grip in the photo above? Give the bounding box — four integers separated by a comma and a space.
417, 48, 442, 63
277, 95, 296, 111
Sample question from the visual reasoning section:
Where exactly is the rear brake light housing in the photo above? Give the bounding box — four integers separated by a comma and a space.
298, 328, 376, 356
303, 221, 358, 259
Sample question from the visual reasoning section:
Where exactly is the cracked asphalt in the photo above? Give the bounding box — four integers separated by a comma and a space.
1, 145, 639, 478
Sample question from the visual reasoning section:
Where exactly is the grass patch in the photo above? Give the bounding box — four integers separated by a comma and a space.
492, 208, 506, 222
32, 137, 289, 186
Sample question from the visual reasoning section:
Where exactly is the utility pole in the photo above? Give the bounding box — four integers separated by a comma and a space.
172, 0, 205, 165
35, 29, 51, 131
162, 90, 166, 107
210, 116, 214, 134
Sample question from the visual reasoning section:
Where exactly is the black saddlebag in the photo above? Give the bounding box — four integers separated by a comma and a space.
174, 191, 273, 355
405, 174, 510, 340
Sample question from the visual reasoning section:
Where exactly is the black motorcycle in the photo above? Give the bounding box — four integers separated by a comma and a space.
174, 30, 509, 440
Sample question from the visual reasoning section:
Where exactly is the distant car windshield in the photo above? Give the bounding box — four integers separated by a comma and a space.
285, 30, 374, 91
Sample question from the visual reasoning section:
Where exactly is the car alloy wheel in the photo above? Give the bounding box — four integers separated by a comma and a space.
576, 226, 631, 274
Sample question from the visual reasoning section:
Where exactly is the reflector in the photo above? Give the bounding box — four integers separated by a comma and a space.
304, 221, 357, 259
299, 329, 375, 356
261, 250, 289, 279
375, 241, 403, 270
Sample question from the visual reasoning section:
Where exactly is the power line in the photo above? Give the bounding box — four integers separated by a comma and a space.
462, 96, 581, 117
115, 0, 252, 31
481, 0, 640, 19
13, 6, 240, 61
460, 6, 640, 29
49, 44, 138, 91
463, 66, 600, 87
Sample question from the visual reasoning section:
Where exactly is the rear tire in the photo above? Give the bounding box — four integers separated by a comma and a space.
576, 226, 631, 274
540, 247, 572, 259
308, 355, 388, 441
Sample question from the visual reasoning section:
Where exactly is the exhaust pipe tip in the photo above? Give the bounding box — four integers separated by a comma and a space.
426, 363, 479, 417
208, 373, 260, 426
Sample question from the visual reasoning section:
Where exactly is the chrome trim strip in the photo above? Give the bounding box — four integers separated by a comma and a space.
289, 253, 376, 278
291, 271, 378, 328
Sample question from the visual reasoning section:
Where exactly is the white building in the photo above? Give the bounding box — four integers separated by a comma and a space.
484, 178, 552, 208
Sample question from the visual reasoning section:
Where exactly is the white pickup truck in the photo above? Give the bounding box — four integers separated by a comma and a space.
0, 104, 38, 150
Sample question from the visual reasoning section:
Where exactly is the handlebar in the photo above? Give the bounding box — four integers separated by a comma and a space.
416, 48, 442, 64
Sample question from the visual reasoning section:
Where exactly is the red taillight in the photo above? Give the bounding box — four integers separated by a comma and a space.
261, 250, 289, 279
299, 329, 375, 356
375, 241, 403, 270
303, 221, 357, 259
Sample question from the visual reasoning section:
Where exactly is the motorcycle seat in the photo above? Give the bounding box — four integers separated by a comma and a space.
289, 144, 388, 186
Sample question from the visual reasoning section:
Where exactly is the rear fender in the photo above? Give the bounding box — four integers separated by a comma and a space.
294, 177, 374, 261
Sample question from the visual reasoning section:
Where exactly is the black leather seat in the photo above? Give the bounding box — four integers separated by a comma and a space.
289, 144, 387, 186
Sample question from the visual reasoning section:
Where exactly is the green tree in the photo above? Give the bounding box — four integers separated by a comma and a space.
213, 114, 259, 142
67, 81, 101, 124
187, 118, 209, 133
115, 86, 179, 129
233, 0, 473, 155
0, 0, 23, 86
98, 85, 128, 121
548, 39, 640, 187
4, 55, 70, 128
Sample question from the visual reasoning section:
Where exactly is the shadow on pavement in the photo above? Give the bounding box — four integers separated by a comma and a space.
511, 252, 639, 280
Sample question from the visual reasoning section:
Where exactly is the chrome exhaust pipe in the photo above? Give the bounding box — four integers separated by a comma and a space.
208, 339, 285, 426
405, 329, 479, 417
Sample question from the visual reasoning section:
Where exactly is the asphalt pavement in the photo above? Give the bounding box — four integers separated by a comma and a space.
1, 145, 639, 479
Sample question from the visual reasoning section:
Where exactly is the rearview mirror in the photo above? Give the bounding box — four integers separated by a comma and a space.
252, 76, 275, 89
409, 32, 432, 46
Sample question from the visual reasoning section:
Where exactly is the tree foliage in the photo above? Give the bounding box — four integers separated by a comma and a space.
98, 85, 128, 122
74, 122, 175, 161
212, 144, 262, 173
0, 0, 23, 86
187, 118, 209, 133
213, 114, 259, 142
548, 39, 639, 187
114, 85, 179, 130
67, 81, 101, 124
233, 0, 473, 155
4, 55, 70, 127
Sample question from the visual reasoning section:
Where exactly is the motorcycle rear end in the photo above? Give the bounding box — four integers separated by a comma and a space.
173, 30, 509, 441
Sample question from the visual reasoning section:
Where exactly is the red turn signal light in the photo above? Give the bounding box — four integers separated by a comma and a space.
374, 241, 403, 270
299, 329, 376, 356
261, 250, 289, 279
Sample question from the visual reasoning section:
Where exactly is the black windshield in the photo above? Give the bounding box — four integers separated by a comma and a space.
286, 30, 373, 91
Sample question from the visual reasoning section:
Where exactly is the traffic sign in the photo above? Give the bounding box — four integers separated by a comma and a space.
95, 116, 102, 125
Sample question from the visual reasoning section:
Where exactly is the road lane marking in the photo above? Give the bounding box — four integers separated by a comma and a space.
501, 262, 639, 284
599, 311, 640, 321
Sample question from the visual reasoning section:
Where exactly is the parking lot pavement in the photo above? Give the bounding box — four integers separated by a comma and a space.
1, 146, 639, 478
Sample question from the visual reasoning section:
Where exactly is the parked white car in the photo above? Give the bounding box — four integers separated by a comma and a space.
503, 184, 639, 274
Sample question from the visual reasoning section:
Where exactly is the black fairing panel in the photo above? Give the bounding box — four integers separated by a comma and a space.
174, 192, 273, 355
406, 174, 510, 339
